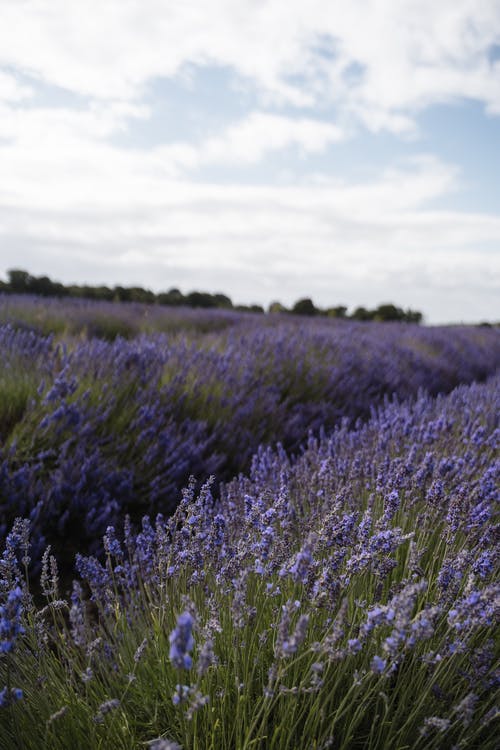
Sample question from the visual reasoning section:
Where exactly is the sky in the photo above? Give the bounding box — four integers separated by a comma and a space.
0, 1, 499, 323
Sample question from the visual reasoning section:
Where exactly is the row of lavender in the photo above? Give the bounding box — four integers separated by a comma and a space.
1, 316, 499, 563
0, 292, 248, 338
1, 373, 498, 747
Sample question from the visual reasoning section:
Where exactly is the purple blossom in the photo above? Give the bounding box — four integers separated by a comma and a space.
473, 550, 494, 579
169, 612, 195, 670
371, 655, 386, 673
281, 615, 309, 656
0, 686, 23, 708
172, 684, 190, 706
0, 586, 25, 654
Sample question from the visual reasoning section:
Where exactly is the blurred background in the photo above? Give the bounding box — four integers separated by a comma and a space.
0, 0, 499, 323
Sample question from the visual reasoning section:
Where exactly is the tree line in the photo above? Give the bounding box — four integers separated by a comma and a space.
279, 297, 423, 323
0, 269, 423, 323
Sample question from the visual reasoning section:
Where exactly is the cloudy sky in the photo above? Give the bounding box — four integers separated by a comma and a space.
0, 0, 499, 322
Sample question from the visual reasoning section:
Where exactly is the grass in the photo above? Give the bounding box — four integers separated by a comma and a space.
0, 372, 40, 441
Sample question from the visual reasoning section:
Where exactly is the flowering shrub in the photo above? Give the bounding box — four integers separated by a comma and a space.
0, 375, 498, 748
0, 309, 499, 564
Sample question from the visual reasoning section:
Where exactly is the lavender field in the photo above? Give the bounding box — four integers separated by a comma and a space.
0, 296, 499, 749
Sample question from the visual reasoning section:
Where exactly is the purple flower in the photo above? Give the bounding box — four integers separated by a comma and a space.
0, 686, 23, 708
0, 585, 25, 654
473, 551, 493, 579
148, 739, 182, 750
103, 526, 123, 558
172, 684, 190, 705
347, 638, 362, 654
281, 614, 309, 656
169, 612, 195, 670
371, 655, 386, 674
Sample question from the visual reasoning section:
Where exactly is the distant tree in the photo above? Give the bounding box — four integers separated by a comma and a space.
76, 285, 92, 300
374, 303, 405, 322
3, 268, 425, 324
51, 281, 69, 297
236, 304, 264, 314
86, 285, 106, 300
7, 269, 31, 293
157, 288, 186, 306
186, 291, 219, 308
268, 301, 288, 314
213, 293, 233, 309
326, 305, 348, 318
292, 297, 318, 316
29, 275, 52, 296
29, 276, 68, 297
404, 309, 423, 324
113, 286, 132, 302
351, 306, 373, 321
128, 287, 155, 304
93, 286, 114, 302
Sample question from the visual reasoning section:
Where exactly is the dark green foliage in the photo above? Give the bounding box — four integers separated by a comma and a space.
352, 306, 372, 321
373, 303, 422, 323
291, 298, 318, 316
7, 269, 31, 293
351, 304, 423, 323
236, 304, 265, 313
268, 301, 288, 313
157, 288, 185, 306
7, 270, 68, 298
325, 305, 348, 318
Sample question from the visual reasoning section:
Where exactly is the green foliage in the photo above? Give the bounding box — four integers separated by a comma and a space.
235, 304, 265, 314
7, 269, 68, 298
351, 306, 372, 321
291, 298, 318, 316
0, 370, 39, 440
268, 301, 288, 314
157, 288, 185, 306
325, 306, 347, 318
7, 269, 31, 293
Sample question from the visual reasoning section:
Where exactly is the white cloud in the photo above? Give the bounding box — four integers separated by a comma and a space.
154, 112, 345, 170
0, 1, 499, 129
0, 102, 346, 203
200, 113, 345, 163
0, 71, 33, 103
0, 101, 149, 143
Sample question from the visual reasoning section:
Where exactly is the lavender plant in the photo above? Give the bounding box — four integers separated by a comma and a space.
0, 307, 499, 566
0, 375, 497, 748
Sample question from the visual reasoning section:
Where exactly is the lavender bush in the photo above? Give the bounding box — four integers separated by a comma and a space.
0, 292, 246, 339
0, 307, 499, 564
0, 375, 498, 748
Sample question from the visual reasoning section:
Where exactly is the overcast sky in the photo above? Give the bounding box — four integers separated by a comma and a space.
0, 1, 499, 322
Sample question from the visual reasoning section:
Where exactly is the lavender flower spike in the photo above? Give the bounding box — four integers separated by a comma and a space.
0, 586, 25, 654
169, 612, 195, 670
